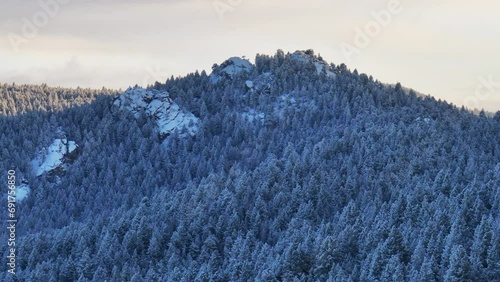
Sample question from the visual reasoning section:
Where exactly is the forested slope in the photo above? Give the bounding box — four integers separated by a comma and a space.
1, 50, 498, 281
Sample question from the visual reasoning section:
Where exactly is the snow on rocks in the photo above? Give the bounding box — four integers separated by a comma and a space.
221, 57, 253, 76
210, 57, 253, 83
415, 117, 433, 125
113, 87, 199, 140
245, 72, 273, 94
32, 138, 79, 177
4, 179, 30, 203
16, 183, 30, 202
245, 80, 254, 89
242, 109, 265, 123
290, 50, 336, 79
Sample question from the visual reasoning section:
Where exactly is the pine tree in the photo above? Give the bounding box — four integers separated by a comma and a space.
444, 245, 471, 282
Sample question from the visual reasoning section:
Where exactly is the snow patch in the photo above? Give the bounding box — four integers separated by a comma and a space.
245, 80, 254, 89
113, 87, 199, 139
16, 184, 30, 202
280, 94, 297, 105
275, 94, 298, 118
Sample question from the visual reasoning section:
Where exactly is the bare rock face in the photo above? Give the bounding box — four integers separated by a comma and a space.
113, 86, 199, 141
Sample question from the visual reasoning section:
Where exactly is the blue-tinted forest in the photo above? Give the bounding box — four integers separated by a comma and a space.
0, 50, 498, 281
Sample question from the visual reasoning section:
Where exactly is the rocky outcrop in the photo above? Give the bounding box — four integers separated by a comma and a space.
210, 57, 254, 83
31, 138, 79, 178
290, 50, 336, 78
113, 87, 199, 140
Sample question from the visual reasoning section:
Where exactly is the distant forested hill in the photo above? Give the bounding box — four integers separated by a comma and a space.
0, 83, 117, 115
1, 50, 498, 281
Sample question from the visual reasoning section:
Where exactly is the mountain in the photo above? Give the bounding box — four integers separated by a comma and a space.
0, 50, 499, 281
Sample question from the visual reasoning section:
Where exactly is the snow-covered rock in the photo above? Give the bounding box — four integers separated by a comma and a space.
242, 109, 265, 123
3, 179, 30, 202
291, 50, 336, 79
245, 80, 254, 89
32, 138, 79, 177
246, 72, 273, 94
113, 87, 199, 139
210, 57, 253, 83
16, 183, 30, 202
415, 117, 433, 124
279, 94, 297, 105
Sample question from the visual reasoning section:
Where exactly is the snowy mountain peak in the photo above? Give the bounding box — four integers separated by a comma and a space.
113, 87, 199, 140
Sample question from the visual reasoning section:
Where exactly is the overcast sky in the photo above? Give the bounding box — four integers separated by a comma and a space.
1, 0, 499, 111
